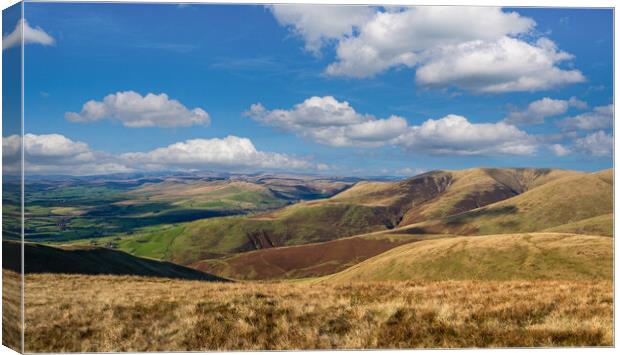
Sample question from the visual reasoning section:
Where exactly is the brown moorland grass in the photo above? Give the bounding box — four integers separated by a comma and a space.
19, 270, 612, 352
2, 269, 21, 352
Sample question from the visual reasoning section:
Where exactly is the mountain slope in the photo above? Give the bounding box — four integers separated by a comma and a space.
122, 202, 402, 265
2, 241, 229, 281
331, 168, 581, 225
113, 168, 587, 264
323, 233, 613, 283
399, 169, 612, 235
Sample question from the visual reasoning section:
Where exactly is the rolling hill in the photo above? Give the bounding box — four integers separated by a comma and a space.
2, 241, 229, 281
398, 169, 613, 236
112, 167, 588, 265
543, 213, 613, 237
322, 233, 613, 283
331, 168, 581, 224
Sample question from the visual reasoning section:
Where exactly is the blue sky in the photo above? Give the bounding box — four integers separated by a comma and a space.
3, 3, 614, 176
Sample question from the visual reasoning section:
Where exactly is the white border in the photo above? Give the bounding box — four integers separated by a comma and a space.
0, 1, 617, 355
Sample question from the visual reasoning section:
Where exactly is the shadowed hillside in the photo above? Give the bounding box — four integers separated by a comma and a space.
323, 233, 613, 283
2, 241, 229, 282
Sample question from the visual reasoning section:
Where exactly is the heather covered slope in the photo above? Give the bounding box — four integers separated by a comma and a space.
2, 241, 228, 281
323, 233, 613, 283
399, 169, 613, 236
190, 233, 448, 280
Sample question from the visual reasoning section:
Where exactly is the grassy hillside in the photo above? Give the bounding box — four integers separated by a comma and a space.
19, 270, 612, 351
400, 170, 612, 235
331, 168, 580, 225
2, 241, 228, 281
113, 168, 582, 264
544, 214, 613, 237
191, 233, 449, 280
116, 203, 401, 264
399, 168, 580, 225
323, 233, 612, 283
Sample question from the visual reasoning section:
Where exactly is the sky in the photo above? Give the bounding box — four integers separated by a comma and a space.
1, 3, 614, 176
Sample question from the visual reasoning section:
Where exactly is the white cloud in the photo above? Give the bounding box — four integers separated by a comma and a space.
325, 7, 534, 78
574, 131, 613, 157
394, 114, 537, 155
120, 136, 315, 171
65, 91, 210, 128
549, 144, 571, 157
2, 19, 55, 51
504, 96, 587, 125
246, 96, 407, 147
3, 133, 131, 175
415, 37, 585, 93
558, 104, 613, 130
272, 6, 584, 93
3, 134, 317, 175
247, 96, 537, 155
269, 4, 374, 55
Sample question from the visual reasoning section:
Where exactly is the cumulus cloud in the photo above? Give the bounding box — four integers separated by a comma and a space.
3, 134, 319, 175
247, 96, 537, 155
394, 114, 537, 156
325, 7, 534, 78
415, 37, 585, 93
549, 144, 571, 157
3, 133, 131, 175
65, 91, 210, 128
269, 5, 374, 55
573, 131, 613, 157
272, 6, 584, 93
504, 97, 587, 125
120, 136, 315, 171
245, 96, 408, 147
2, 19, 55, 51
558, 104, 613, 131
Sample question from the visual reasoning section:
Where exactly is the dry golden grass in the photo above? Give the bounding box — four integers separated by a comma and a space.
2, 270, 21, 352
19, 270, 612, 352
323, 233, 613, 283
